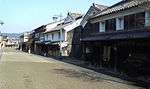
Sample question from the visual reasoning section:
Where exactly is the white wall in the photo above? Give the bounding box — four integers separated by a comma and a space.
24, 37, 29, 42
44, 31, 65, 42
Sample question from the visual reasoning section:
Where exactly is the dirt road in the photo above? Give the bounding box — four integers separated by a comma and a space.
0, 48, 143, 89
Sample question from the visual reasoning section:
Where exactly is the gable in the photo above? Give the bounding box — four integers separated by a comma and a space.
80, 4, 108, 28
80, 6, 100, 28
64, 14, 74, 24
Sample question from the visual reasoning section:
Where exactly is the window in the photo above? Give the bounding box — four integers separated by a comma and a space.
116, 17, 124, 30
46, 34, 48, 41
136, 12, 145, 28
147, 12, 150, 18
99, 21, 105, 32
145, 12, 150, 26
124, 14, 135, 30
105, 19, 116, 32
92, 11, 96, 15
124, 12, 145, 30
58, 32, 61, 39
52, 33, 54, 40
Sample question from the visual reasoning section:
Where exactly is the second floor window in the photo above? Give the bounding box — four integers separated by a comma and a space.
105, 18, 116, 32
52, 33, 54, 40
99, 21, 105, 32
124, 12, 145, 30
46, 34, 48, 41
145, 12, 150, 26
116, 17, 124, 30
58, 32, 61, 39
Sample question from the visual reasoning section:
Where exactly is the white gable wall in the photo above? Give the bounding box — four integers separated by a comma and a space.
64, 14, 74, 24
80, 6, 97, 28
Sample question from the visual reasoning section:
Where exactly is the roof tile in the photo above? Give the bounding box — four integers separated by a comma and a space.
91, 0, 150, 19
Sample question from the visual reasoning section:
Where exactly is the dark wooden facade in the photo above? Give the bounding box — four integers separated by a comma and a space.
81, 0, 150, 79
34, 25, 46, 55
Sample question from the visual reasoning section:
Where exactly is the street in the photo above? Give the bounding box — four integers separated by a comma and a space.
0, 48, 143, 89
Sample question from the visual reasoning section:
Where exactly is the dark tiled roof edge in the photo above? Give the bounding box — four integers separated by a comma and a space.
90, 0, 150, 19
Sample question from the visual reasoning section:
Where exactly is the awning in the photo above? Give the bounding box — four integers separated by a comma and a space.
81, 29, 150, 42
64, 18, 82, 32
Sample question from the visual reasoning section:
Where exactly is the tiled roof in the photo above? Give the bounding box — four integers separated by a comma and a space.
46, 18, 82, 33
94, 4, 108, 11
91, 0, 150, 19
69, 13, 82, 19
80, 4, 108, 27
48, 22, 71, 32
45, 20, 64, 33
64, 18, 82, 32
45, 13, 83, 33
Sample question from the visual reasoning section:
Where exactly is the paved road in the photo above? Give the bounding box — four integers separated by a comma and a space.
0, 48, 143, 89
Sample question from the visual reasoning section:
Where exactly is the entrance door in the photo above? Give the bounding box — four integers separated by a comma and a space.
102, 46, 111, 68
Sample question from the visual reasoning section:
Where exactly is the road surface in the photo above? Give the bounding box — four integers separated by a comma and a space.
0, 48, 143, 89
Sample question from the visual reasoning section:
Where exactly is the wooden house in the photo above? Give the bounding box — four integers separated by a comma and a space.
44, 12, 83, 56
81, 0, 150, 77
34, 25, 46, 55
19, 32, 31, 52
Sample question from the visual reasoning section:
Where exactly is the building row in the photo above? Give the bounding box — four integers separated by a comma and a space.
0, 34, 19, 48
19, 0, 150, 80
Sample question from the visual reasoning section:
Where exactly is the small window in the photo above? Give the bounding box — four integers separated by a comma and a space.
93, 11, 96, 15
118, 18, 122, 28
145, 12, 150, 27
147, 12, 150, 18
52, 34, 54, 40
46, 34, 48, 40
58, 32, 61, 39
116, 17, 124, 30
99, 21, 105, 32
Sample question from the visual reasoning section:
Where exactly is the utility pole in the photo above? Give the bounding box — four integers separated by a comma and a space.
0, 20, 4, 34
52, 13, 62, 22
0, 20, 4, 33
0, 21, 4, 26
0, 20, 4, 49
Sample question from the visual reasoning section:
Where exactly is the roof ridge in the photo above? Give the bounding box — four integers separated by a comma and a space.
91, 0, 150, 19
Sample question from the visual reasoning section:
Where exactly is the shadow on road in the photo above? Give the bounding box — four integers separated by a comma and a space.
49, 56, 147, 88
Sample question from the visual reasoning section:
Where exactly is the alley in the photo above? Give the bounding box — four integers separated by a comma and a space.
0, 48, 143, 89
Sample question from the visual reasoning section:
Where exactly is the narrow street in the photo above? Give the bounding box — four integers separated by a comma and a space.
0, 48, 143, 89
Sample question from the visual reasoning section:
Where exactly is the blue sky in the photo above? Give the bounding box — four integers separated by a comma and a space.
0, 0, 121, 33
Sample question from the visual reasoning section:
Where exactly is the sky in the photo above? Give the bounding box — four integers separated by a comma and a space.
0, 0, 121, 33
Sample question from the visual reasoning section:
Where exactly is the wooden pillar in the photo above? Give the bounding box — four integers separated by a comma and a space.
113, 44, 118, 72
34, 43, 37, 54
99, 46, 103, 68
82, 43, 86, 60
20, 43, 23, 51
59, 29, 63, 56
28, 45, 31, 54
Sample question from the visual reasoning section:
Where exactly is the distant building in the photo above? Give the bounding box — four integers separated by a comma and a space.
44, 12, 83, 56
19, 32, 31, 52
33, 25, 46, 55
